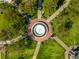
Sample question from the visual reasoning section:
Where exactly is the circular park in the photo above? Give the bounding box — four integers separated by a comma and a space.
0, 0, 79, 59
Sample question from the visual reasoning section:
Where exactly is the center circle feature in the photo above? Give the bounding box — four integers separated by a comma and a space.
32, 23, 48, 37
27, 19, 52, 42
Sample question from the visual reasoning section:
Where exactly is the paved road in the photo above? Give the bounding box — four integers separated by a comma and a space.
47, 0, 70, 22
32, 42, 41, 59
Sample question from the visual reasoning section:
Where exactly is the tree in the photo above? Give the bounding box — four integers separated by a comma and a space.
18, 56, 24, 59
0, 3, 25, 40
18, 0, 37, 17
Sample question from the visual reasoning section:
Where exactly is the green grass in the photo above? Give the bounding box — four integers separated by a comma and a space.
36, 1, 79, 59
37, 39, 65, 59
0, 0, 79, 59
8, 48, 34, 59
52, 8, 79, 46
3, 39, 65, 59
0, 14, 11, 31
1, 48, 6, 59
3, 39, 37, 59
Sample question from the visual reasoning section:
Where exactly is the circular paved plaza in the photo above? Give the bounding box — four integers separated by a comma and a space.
27, 18, 52, 42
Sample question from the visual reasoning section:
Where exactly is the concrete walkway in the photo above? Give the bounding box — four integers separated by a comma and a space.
47, 0, 70, 22
38, 10, 42, 19
65, 46, 74, 59
51, 36, 69, 50
32, 42, 41, 59
0, 34, 26, 59
0, 35, 22, 45
0, 33, 27, 45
